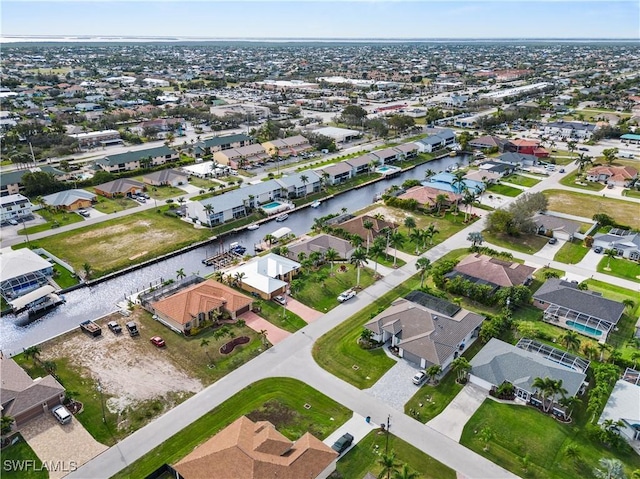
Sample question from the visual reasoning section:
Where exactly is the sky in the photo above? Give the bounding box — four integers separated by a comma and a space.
2, 1, 639, 40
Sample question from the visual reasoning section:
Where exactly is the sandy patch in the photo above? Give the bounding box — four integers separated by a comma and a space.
43, 313, 203, 414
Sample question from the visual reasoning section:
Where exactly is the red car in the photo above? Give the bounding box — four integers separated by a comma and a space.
150, 336, 166, 348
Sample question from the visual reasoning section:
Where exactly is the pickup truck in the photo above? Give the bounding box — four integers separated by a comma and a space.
80, 320, 102, 337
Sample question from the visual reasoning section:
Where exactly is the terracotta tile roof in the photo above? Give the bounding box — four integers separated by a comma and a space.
454, 253, 536, 288
173, 416, 337, 479
398, 185, 460, 206
151, 280, 252, 325
586, 165, 638, 182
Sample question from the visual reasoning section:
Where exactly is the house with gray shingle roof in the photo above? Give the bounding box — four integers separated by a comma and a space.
593, 231, 640, 261
447, 253, 535, 289
142, 169, 188, 187
470, 338, 586, 417
533, 213, 583, 241
285, 234, 355, 262
193, 134, 252, 157
95, 146, 177, 173
319, 161, 353, 185
533, 279, 625, 341
94, 178, 145, 198
365, 295, 484, 370
42, 189, 96, 211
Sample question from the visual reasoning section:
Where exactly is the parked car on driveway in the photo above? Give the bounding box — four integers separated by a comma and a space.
331, 433, 354, 454
51, 405, 72, 425
412, 370, 427, 385
594, 246, 603, 253
273, 295, 287, 305
548, 238, 558, 245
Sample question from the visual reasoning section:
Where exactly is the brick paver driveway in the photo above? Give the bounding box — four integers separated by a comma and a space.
285, 297, 323, 323
240, 311, 290, 345
20, 414, 107, 479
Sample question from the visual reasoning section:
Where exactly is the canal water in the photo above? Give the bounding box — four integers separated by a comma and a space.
1, 154, 470, 355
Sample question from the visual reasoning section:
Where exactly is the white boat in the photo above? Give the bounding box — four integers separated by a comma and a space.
247, 224, 260, 230
311, 200, 321, 208
275, 213, 289, 222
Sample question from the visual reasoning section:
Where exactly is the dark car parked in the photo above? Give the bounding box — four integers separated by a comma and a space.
332, 433, 354, 454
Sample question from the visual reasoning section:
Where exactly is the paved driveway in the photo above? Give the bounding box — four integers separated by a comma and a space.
365, 353, 421, 411
427, 384, 488, 442
535, 238, 563, 260
285, 297, 323, 323
576, 248, 603, 271
20, 414, 108, 479
323, 412, 379, 456
239, 310, 290, 345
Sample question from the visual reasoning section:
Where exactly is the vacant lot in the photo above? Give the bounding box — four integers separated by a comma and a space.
31, 210, 211, 277
544, 189, 640, 229
487, 183, 523, 197
483, 230, 548, 254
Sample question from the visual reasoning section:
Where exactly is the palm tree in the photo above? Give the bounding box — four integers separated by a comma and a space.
593, 458, 627, 479
424, 168, 435, 179
426, 364, 442, 384
583, 343, 597, 360
373, 212, 385, 221
42, 360, 57, 376
324, 248, 339, 273
1, 416, 15, 436
82, 262, 92, 280
604, 248, 617, 269
532, 377, 554, 411
297, 251, 307, 263
350, 247, 368, 288
350, 234, 364, 249
176, 268, 186, 280
409, 228, 424, 254
415, 257, 431, 288
233, 271, 246, 287
622, 299, 635, 312
259, 329, 269, 347
559, 395, 581, 420
368, 242, 385, 277
177, 196, 186, 206
425, 223, 439, 246
24, 345, 41, 365
467, 231, 484, 248
200, 338, 213, 365
564, 443, 581, 465
560, 331, 581, 353
392, 464, 420, 479
404, 216, 416, 230
451, 171, 466, 194
462, 190, 476, 222
263, 234, 276, 247
450, 356, 471, 383
631, 350, 640, 369
388, 231, 405, 267
300, 174, 309, 197
203, 204, 214, 230
575, 153, 593, 173
435, 194, 449, 216
363, 220, 374, 251
598, 342, 611, 361
378, 451, 399, 479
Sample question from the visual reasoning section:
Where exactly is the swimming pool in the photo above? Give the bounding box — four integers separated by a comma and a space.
376, 165, 401, 175
566, 321, 603, 337
262, 201, 284, 210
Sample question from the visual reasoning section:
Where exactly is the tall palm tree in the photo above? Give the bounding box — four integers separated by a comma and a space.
451, 356, 471, 382
324, 248, 339, 273
392, 464, 419, 479
368, 242, 385, 277
263, 234, 276, 247
435, 194, 448, 216
560, 331, 581, 353
582, 343, 597, 360
378, 451, 399, 479
349, 247, 368, 288
351, 234, 364, 249
82, 262, 92, 280
462, 190, 477, 222
425, 223, 439, 246
300, 174, 309, 197
532, 377, 554, 411
415, 257, 431, 288
403, 216, 416, 230
363, 220, 374, 251
575, 153, 593, 173
203, 204, 214, 230
24, 345, 41, 365
388, 231, 405, 267
200, 338, 212, 365
559, 396, 581, 420
604, 248, 616, 269
409, 228, 424, 254
233, 271, 246, 287
451, 171, 466, 194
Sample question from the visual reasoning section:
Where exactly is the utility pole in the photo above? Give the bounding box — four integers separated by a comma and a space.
385, 414, 390, 455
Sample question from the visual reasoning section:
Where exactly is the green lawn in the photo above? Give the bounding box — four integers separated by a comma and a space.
559, 171, 605, 192
88, 190, 138, 213
313, 275, 422, 389
27, 209, 212, 278
370, 251, 407, 268
51, 262, 80, 289
502, 174, 540, 187
553, 240, 590, 264
292, 264, 376, 312
146, 184, 187, 200
623, 189, 640, 199
544, 189, 640, 229
483, 231, 548, 255
0, 435, 47, 479
112, 378, 351, 479
187, 176, 222, 190
597, 256, 640, 284
460, 400, 640, 479
486, 183, 523, 197
256, 299, 308, 332
19, 209, 84, 235
336, 431, 456, 479
404, 340, 484, 423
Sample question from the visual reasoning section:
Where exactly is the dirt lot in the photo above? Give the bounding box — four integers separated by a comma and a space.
41, 309, 203, 415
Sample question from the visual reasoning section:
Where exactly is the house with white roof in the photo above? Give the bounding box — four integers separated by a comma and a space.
225, 253, 300, 300
0, 249, 54, 300
599, 370, 640, 447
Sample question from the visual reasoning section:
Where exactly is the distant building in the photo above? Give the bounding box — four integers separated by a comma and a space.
448, 253, 535, 288
262, 135, 313, 157
312, 126, 361, 144
1, 166, 65, 197
599, 373, 640, 446
68, 129, 122, 149
95, 146, 177, 173
193, 134, 253, 158
542, 120, 598, 140
414, 129, 456, 153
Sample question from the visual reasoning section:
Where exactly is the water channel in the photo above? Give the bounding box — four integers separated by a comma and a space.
1, 154, 470, 355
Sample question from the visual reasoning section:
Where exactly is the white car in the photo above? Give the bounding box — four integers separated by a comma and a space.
51, 405, 72, 424
337, 290, 356, 302
274, 295, 287, 305
412, 371, 427, 385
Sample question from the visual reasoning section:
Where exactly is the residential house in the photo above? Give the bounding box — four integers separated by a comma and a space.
0, 356, 66, 429
586, 165, 638, 187
225, 254, 300, 300
148, 279, 253, 335
510, 139, 549, 158
592, 231, 640, 261
542, 120, 598, 140
345, 155, 375, 176
192, 134, 252, 158
170, 416, 337, 479
468, 135, 513, 152
397, 185, 460, 211
333, 214, 399, 242
477, 161, 515, 177
94, 178, 145, 198
262, 135, 313, 157
41, 189, 96, 211
0, 194, 33, 223
533, 213, 583, 241
285, 234, 355, 262
447, 253, 535, 289
142, 169, 188, 187
369, 147, 402, 165
365, 293, 484, 370
276, 171, 322, 199
68, 129, 122, 149
95, 146, 178, 173
414, 129, 456, 153
427, 172, 484, 194
0, 248, 54, 300
469, 338, 586, 416
533, 279, 625, 340
497, 152, 540, 167
599, 373, 640, 447
319, 162, 353, 185
463, 169, 501, 185
1, 166, 65, 197
394, 143, 419, 159
213, 144, 269, 168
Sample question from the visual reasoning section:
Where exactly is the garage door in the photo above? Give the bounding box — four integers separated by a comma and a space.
236, 305, 250, 316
